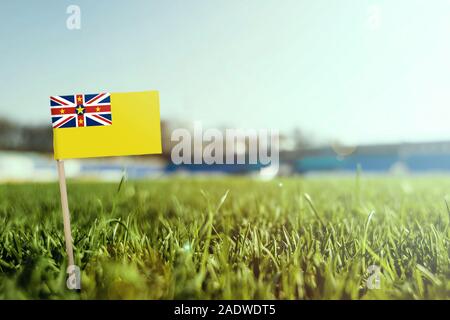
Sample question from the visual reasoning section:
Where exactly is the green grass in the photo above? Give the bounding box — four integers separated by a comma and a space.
0, 177, 449, 299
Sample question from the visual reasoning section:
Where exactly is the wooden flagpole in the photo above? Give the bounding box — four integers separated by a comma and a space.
56, 159, 75, 266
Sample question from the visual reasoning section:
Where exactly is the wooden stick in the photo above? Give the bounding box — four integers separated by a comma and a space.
56, 160, 75, 266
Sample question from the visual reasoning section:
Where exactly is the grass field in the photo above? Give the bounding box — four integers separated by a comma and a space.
0, 176, 449, 299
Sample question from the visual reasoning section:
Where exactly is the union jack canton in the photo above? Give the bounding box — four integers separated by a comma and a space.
50, 93, 112, 128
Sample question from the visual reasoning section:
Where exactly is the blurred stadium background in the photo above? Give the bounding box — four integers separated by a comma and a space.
2, 117, 450, 181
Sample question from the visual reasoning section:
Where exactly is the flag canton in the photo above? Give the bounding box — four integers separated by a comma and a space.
50, 93, 112, 128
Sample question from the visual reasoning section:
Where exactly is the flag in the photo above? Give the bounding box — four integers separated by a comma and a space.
51, 91, 162, 159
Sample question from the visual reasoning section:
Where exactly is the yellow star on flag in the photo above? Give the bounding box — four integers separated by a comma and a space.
76, 106, 84, 114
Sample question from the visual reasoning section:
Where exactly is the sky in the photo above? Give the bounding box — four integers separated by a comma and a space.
1, 0, 450, 145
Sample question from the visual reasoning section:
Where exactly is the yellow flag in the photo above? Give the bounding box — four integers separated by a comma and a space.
51, 91, 162, 159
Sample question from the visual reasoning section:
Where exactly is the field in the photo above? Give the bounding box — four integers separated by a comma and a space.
0, 176, 449, 299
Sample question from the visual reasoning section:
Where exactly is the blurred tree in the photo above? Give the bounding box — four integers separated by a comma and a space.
21, 125, 53, 152
0, 118, 52, 152
292, 127, 314, 150
0, 118, 23, 150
